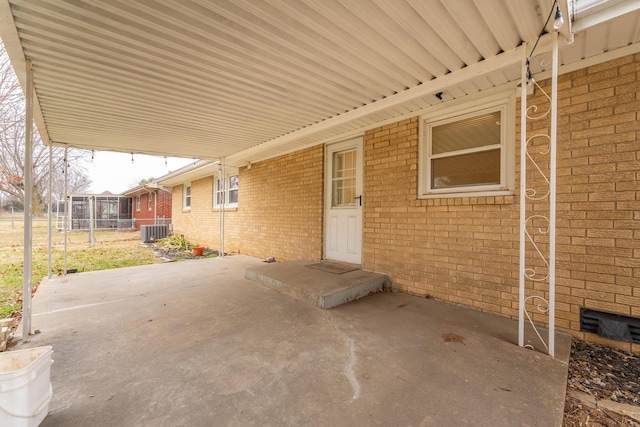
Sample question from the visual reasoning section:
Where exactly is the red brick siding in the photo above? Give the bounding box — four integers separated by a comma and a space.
132, 190, 173, 229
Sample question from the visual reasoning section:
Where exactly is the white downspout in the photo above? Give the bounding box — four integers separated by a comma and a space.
22, 59, 33, 341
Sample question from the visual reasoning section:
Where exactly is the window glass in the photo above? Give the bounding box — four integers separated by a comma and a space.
332, 149, 357, 207
215, 179, 224, 206
184, 185, 191, 208
419, 96, 514, 197
228, 175, 239, 205
431, 149, 501, 189
432, 112, 501, 154
214, 175, 238, 207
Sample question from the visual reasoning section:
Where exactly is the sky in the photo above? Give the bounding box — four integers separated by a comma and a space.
82, 151, 194, 194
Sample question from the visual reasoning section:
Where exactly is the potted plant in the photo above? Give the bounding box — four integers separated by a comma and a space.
192, 245, 204, 256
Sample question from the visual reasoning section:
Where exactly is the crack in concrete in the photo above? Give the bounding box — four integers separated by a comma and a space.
345, 335, 360, 401
33, 298, 127, 316
325, 313, 360, 402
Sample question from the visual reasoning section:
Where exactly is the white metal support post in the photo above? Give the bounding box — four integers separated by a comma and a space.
22, 59, 33, 341
518, 46, 527, 349
89, 196, 95, 248
63, 146, 68, 275
219, 158, 225, 259
548, 31, 560, 357
518, 32, 559, 358
47, 145, 52, 279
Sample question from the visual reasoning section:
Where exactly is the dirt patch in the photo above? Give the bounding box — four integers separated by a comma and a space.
442, 333, 465, 343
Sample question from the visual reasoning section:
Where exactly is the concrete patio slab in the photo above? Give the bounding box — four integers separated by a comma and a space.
16, 255, 571, 426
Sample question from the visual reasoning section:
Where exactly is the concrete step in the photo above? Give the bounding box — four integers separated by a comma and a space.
245, 260, 387, 309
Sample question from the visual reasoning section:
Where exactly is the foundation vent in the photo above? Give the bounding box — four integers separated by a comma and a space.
580, 308, 640, 343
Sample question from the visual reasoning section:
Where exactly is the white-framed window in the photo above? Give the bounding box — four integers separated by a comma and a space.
147, 193, 153, 211
418, 94, 515, 198
135, 196, 141, 212
183, 183, 191, 210
214, 175, 238, 208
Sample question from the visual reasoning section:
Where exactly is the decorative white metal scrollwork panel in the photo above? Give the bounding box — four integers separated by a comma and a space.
524, 134, 551, 201
520, 76, 554, 354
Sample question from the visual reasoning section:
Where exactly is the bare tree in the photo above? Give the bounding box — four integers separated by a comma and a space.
0, 40, 91, 214
138, 177, 156, 186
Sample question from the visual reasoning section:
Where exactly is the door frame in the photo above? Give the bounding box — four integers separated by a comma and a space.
323, 136, 364, 264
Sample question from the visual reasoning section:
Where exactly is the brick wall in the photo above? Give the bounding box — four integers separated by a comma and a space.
363, 118, 520, 316
237, 145, 324, 261
132, 190, 173, 229
363, 53, 639, 351
553, 54, 639, 351
171, 186, 186, 239
171, 144, 324, 260
157, 190, 172, 219
171, 177, 240, 250
133, 193, 154, 229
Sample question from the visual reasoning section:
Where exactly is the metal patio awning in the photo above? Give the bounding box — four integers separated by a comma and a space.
1, 0, 638, 166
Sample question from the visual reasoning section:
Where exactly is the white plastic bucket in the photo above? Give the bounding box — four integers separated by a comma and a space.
0, 346, 53, 427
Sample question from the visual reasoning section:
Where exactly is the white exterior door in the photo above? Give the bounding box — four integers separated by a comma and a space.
324, 137, 363, 264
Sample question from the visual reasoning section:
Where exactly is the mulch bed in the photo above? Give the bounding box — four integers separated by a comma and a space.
148, 244, 219, 261
563, 340, 640, 426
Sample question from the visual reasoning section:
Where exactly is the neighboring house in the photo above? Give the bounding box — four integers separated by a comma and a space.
159, 50, 640, 352
56, 192, 133, 230
123, 183, 173, 230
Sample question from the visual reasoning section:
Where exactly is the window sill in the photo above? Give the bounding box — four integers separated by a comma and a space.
414, 192, 515, 206
213, 207, 238, 212
418, 189, 514, 200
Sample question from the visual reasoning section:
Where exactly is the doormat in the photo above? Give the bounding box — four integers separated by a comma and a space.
306, 262, 359, 275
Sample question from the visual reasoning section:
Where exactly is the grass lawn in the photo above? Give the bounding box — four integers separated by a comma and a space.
0, 212, 161, 318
